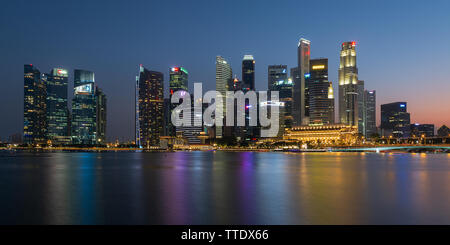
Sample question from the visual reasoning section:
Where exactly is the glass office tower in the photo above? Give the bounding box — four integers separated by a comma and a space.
46, 68, 70, 145
307, 58, 334, 125
135, 65, 164, 147
338, 41, 359, 126
72, 70, 97, 145
23, 64, 47, 145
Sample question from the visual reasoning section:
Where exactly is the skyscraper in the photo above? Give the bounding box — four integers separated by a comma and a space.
357, 80, 365, 134
242, 55, 255, 91
135, 65, 164, 147
381, 102, 411, 138
268, 65, 287, 91
72, 70, 97, 145
46, 68, 70, 145
169, 66, 189, 137
95, 87, 107, 144
269, 65, 293, 129
215, 56, 232, 138
293, 38, 310, 126
242, 55, 258, 141
306, 59, 334, 125
364, 90, 376, 137
339, 41, 359, 126
23, 64, 47, 145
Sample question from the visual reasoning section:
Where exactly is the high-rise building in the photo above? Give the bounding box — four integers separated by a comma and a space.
242, 55, 255, 91
23, 64, 47, 145
169, 67, 189, 137
269, 67, 293, 130
356, 80, 365, 134
380, 102, 411, 138
293, 38, 310, 126
268, 65, 288, 91
364, 90, 376, 137
135, 65, 164, 147
339, 41, 359, 126
306, 58, 334, 125
242, 55, 259, 141
95, 87, 107, 144
72, 70, 97, 145
46, 68, 70, 145
410, 123, 434, 137
215, 56, 232, 138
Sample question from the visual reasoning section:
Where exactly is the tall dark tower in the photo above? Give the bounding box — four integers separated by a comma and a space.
307, 59, 334, 125
135, 65, 164, 147
46, 68, 70, 145
293, 38, 310, 126
23, 64, 47, 145
338, 41, 359, 126
72, 69, 96, 145
168, 66, 188, 137
242, 55, 255, 91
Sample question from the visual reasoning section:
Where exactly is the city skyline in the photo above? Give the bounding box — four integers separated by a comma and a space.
2, 0, 450, 141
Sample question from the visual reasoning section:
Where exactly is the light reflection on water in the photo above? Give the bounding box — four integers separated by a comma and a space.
0, 151, 449, 225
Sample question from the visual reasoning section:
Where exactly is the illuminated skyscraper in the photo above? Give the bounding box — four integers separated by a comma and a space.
307, 59, 334, 125
357, 80, 365, 134
381, 102, 410, 138
72, 70, 97, 145
242, 55, 255, 91
338, 41, 359, 126
293, 38, 310, 126
95, 87, 107, 144
269, 65, 293, 130
242, 55, 258, 141
46, 68, 70, 145
364, 90, 376, 137
23, 64, 47, 145
135, 65, 164, 147
169, 66, 189, 137
215, 56, 232, 138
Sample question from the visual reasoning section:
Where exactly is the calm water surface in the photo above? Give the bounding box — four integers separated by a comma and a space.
0, 151, 450, 225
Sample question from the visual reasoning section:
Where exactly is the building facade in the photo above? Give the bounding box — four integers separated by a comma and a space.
215, 56, 232, 138
284, 124, 358, 145
135, 65, 164, 147
46, 68, 70, 145
364, 90, 376, 137
356, 80, 365, 135
380, 102, 411, 138
306, 58, 334, 125
95, 87, 107, 144
72, 70, 97, 145
338, 41, 359, 126
23, 64, 47, 145
410, 123, 434, 137
293, 38, 310, 126
169, 66, 189, 137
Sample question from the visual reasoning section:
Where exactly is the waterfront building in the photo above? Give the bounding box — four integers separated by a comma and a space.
410, 123, 434, 137
169, 66, 189, 137
357, 80, 365, 134
269, 65, 293, 131
23, 64, 47, 145
293, 38, 311, 126
437, 125, 450, 137
46, 68, 70, 145
364, 90, 376, 137
95, 87, 107, 144
135, 65, 164, 147
338, 41, 359, 126
215, 56, 232, 138
306, 58, 334, 125
242, 55, 259, 142
72, 70, 97, 145
380, 102, 411, 138
283, 124, 358, 145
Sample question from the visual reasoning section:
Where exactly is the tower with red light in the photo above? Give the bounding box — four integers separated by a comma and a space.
338, 41, 359, 126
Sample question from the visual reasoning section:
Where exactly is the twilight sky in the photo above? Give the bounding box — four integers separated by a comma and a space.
1, 0, 449, 141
